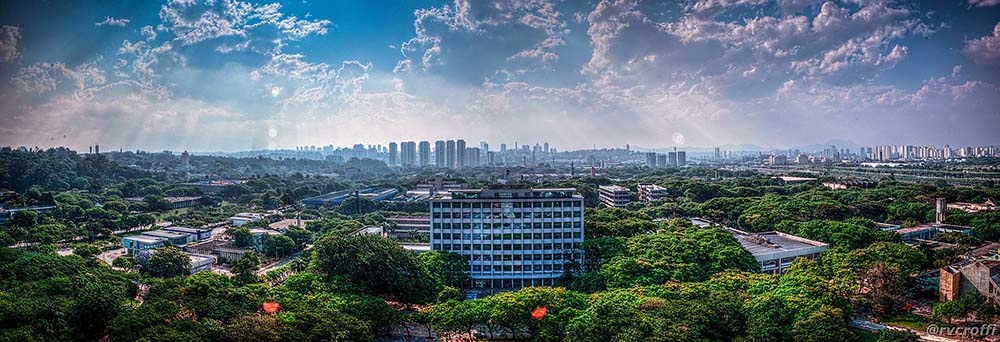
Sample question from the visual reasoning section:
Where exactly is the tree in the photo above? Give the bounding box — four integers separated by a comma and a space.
231, 250, 262, 285
284, 225, 313, 248
143, 195, 172, 212
790, 306, 854, 342
112, 256, 136, 270
73, 277, 127, 337
262, 234, 297, 258
10, 210, 39, 227
73, 244, 101, 258
419, 251, 470, 288
138, 246, 191, 277
223, 313, 279, 342
877, 329, 919, 342
314, 234, 438, 303
228, 226, 254, 248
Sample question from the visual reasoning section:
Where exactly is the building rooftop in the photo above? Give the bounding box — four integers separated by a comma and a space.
163, 226, 212, 234
434, 187, 582, 200
732, 231, 829, 258
776, 176, 817, 183
123, 235, 167, 244
599, 185, 629, 191
141, 230, 191, 239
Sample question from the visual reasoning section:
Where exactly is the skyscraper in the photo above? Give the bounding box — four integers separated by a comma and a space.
388, 142, 398, 167
418, 141, 430, 167
456, 139, 466, 168
446, 140, 457, 168
677, 151, 686, 166
667, 152, 677, 166
435, 140, 446, 167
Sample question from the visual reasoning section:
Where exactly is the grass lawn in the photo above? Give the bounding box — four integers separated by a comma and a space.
882, 311, 943, 331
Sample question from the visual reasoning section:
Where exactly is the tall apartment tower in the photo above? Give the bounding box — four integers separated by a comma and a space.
446, 140, 457, 168
435, 140, 446, 167
456, 140, 467, 168
677, 151, 686, 166
645, 152, 657, 167
418, 141, 431, 167
429, 187, 585, 290
667, 152, 677, 166
388, 142, 398, 167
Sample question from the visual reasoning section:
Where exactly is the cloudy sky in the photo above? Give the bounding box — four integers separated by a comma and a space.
0, 0, 998, 152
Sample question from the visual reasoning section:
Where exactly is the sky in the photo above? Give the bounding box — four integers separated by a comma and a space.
0, 0, 998, 152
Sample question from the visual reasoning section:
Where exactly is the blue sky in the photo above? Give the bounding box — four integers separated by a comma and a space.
0, 0, 998, 152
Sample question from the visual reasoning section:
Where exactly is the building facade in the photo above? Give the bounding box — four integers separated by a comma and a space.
637, 183, 668, 202
429, 187, 585, 290
598, 185, 630, 208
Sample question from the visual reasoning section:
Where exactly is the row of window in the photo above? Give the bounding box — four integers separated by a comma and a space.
434, 231, 583, 240
472, 264, 563, 272
433, 211, 582, 219
464, 252, 582, 261
471, 278, 558, 289
436, 242, 581, 251
432, 221, 583, 230
432, 200, 582, 209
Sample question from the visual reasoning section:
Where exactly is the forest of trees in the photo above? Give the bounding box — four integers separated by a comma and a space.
3, 148, 1000, 341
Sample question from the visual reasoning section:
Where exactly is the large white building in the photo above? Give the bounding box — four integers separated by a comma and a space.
598, 185, 630, 208
430, 187, 585, 290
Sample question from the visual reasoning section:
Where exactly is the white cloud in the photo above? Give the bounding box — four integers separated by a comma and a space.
969, 0, 1000, 7
963, 22, 1000, 65
0, 25, 19, 62
141, 25, 158, 41
158, 0, 330, 49
96, 16, 130, 27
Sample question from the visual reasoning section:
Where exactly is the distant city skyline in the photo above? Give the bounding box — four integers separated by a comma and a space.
1, 1, 999, 151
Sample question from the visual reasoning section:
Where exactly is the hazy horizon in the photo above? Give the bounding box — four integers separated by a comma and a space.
1, 0, 999, 152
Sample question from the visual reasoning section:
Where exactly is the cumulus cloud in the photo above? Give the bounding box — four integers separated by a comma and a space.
96, 16, 130, 27
0, 25, 19, 62
141, 25, 158, 41
964, 22, 1000, 65
158, 0, 331, 50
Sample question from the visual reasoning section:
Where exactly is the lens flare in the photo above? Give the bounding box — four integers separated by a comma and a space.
672, 132, 686, 145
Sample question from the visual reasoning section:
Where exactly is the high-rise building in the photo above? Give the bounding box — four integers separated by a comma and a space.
467, 147, 481, 167
656, 154, 666, 167
543, 142, 549, 153
667, 152, 677, 166
456, 140, 467, 168
645, 152, 657, 167
429, 187, 585, 289
435, 140, 446, 167
446, 140, 457, 168
677, 151, 686, 166
599, 185, 630, 208
418, 141, 431, 167
388, 142, 398, 167
400, 141, 417, 167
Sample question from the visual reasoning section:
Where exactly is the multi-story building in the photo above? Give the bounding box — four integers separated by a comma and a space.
637, 183, 668, 202
429, 187, 585, 290
667, 152, 677, 166
446, 140, 456, 168
677, 151, 686, 166
645, 152, 657, 168
388, 142, 398, 167
435, 140, 446, 167
598, 185, 630, 208
456, 139, 467, 168
418, 141, 431, 167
